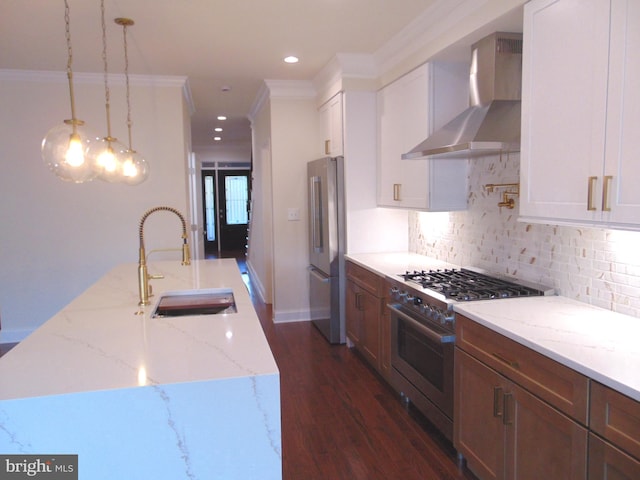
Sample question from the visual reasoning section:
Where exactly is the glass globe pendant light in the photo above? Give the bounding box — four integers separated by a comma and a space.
41, 0, 99, 183
116, 17, 149, 185
89, 0, 127, 183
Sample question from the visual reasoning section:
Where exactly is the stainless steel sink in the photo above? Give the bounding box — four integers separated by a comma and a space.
151, 289, 236, 318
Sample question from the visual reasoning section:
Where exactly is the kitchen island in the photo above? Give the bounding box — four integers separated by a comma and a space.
0, 259, 281, 479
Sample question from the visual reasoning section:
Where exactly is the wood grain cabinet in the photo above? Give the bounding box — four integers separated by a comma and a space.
588, 382, 640, 479
520, 0, 640, 229
454, 314, 589, 480
345, 261, 388, 377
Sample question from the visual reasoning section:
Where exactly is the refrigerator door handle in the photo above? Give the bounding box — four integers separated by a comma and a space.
310, 175, 323, 253
308, 266, 330, 283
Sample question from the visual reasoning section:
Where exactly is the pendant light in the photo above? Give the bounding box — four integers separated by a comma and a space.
116, 17, 149, 185
88, 0, 127, 183
41, 0, 99, 183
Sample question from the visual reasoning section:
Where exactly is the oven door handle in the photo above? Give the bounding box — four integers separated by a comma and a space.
387, 304, 455, 344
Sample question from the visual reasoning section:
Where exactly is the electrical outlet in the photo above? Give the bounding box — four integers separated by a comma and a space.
287, 208, 300, 221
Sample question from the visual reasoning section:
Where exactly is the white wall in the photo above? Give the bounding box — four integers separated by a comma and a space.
269, 98, 318, 322
247, 95, 274, 305
342, 90, 409, 254
0, 71, 191, 341
410, 153, 640, 319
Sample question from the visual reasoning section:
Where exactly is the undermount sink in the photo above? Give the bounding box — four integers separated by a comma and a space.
151, 288, 236, 318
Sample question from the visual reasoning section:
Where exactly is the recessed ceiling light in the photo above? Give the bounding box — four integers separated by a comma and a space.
213, 137, 222, 141
217, 116, 227, 121
284, 56, 299, 64
214, 127, 223, 132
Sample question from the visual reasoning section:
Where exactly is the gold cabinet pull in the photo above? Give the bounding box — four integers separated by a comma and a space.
602, 175, 613, 212
493, 386, 503, 417
355, 292, 362, 310
324, 139, 331, 155
492, 352, 520, 369
587, 176, 598, 211
503, 392, 513, 425
393, 183, 401, 201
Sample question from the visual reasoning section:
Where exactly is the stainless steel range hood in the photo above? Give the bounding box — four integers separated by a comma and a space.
403, 32, 523, 160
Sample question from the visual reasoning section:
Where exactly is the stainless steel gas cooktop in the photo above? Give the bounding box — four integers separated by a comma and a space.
398, 268, 552, 302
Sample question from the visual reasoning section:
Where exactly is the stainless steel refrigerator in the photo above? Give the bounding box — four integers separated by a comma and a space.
307, 156, 346, 344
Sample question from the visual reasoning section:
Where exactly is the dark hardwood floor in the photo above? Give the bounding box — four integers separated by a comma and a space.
245, 264, 478, 479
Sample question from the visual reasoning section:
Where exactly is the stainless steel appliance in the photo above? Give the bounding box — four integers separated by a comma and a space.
387, 268, 553, 441
403, 32, 523, 160
307, 156, 346, 344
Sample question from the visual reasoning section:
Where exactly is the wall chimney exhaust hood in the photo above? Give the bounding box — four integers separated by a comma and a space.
403, 32, 523, 160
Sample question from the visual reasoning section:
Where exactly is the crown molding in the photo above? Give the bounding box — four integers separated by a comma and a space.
248, 82, 270, 123
263, 79, 316, 99
0, 69, 188, 86
0, 68, 195, 115
311, 0, 476, 96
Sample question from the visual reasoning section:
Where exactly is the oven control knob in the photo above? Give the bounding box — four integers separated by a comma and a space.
405, 294, 414, 303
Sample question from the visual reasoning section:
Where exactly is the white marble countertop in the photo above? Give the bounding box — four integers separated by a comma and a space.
0, 259, 279, 401
346, 251, 640, 402
454, 296, 640, 402
346, 251, 460, 280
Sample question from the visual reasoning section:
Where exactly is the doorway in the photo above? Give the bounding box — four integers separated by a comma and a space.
202, 168, 251, 258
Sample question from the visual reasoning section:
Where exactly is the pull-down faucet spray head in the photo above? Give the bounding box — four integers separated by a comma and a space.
137, 206, 191, 306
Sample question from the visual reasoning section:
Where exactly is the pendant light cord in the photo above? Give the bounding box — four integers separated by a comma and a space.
100, 0, 114, 143
122, 21, 134, 151
64, 0, 82, 131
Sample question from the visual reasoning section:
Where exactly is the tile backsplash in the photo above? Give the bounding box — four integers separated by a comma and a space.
409, 153, 640, 318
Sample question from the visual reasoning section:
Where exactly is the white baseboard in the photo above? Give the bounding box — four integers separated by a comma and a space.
273, 309, 311, 324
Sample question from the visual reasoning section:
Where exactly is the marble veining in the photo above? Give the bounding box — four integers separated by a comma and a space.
0, 259, 281, 479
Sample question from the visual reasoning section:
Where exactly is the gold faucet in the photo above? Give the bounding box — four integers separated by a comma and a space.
137, 206, 191, 306
484, 183, 520, 209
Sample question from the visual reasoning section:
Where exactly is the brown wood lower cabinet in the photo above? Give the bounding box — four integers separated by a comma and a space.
455, 348, 588, 480
589, 381, 640, 479
589, 433, 640, 479
455, 314, 640, 480
345, 261, 388, 378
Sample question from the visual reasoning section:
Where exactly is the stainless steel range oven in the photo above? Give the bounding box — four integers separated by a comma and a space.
387, 268, 552, 442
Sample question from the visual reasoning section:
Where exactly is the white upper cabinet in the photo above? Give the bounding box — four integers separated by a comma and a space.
603, 0, 640, 227
520, 0, 640, 229
377, 62, 469, 211
319, 92, 344, 157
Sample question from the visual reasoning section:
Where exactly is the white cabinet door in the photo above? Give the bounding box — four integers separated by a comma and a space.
603, 0, 640, 227
377, 63, 468, 210
319, 93, 343, 157
520, 0, 610, 224
377, 64, 431, 208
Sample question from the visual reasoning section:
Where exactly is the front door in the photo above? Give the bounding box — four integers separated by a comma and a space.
202, 170, 250, 256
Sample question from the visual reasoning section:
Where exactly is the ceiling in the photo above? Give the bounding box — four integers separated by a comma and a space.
1, 0, 445, 149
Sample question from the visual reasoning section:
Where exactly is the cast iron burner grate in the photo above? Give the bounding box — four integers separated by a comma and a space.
399, 268, 545, 301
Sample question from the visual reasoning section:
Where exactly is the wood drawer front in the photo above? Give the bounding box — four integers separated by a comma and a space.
591, 381, 640, 460
588, 433, 640, 479
456, 314, 589, 424
346, 261, 385, 296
